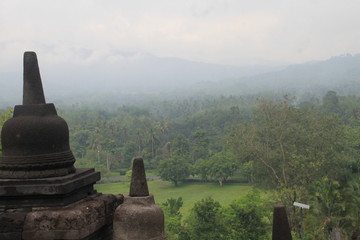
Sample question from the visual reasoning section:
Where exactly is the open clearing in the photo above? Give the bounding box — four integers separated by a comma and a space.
95, 180, 253, 216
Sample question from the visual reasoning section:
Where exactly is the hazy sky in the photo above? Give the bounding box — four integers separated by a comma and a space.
1, 0, 360, 70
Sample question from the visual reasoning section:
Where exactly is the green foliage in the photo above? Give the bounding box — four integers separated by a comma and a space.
162, 197, 185, 240
61, 94, 256, 175
0, 108, 13, 128
227, 97, 354, 236
208, 151, 238, 187
125, 169, 132, 181
158, 156, 191, 186
121, 141, 138, 168
229, 97, 350, 190
190, 129, 210, 162
71, 129, 90, 158
184, 197, 227, 240
193, 158, 210, 181
96, 180, 253, 217
163, 197, 184, 216
172, 134, 191, 157
193, 151, 238, 186
74, 153, 112, 178
224, 190, 270, 240
322, 90, 340, 114
58, 91, 360, 238
181, 192, 269, 240
305, 175, 360, 239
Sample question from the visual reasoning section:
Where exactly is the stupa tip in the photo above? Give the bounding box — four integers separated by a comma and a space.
129, 158, 149, 197
23, 51, 46, 105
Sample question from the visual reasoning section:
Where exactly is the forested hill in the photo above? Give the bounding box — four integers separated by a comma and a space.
53, 53, 360, 106
0, 52, 281, 107
218, 54, 360, 97
1, 53, 360, 107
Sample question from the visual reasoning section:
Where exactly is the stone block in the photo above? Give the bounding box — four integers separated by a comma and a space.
0, 193, 123, 240
0, 168, 100, 209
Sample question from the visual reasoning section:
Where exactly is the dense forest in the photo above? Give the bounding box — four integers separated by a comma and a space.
1, 90, 360, 239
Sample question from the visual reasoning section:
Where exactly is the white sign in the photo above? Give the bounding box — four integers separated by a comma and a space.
293, 202, 310, 209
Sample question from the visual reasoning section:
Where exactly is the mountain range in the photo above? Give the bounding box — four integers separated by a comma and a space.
0, 51, 359, 107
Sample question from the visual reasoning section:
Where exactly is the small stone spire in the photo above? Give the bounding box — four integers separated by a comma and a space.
272, 205, 293, 240
113, 157, 166, 240
23, 51, 46, 105
129, 158, 149, 197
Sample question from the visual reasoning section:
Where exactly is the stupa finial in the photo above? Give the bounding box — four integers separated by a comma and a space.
129, 158, 149, 197
23, 51, 46, 105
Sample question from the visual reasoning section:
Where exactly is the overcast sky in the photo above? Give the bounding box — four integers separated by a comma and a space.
1, 0, 360, 71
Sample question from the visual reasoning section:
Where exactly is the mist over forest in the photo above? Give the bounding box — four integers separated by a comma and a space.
1, 52, 360, 108
1, 1, 360, 238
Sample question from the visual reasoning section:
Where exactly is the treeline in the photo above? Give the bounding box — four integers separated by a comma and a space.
58, 95, 256, 176
1, 90, 360, 238
162, 191, 271, 240
228, 93, 360, 239
61, 91, 360, 239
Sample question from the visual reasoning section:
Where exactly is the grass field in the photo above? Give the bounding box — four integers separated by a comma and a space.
95, 180, 253, 216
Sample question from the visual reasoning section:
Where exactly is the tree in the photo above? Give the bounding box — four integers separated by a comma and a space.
184, 197, 227, 240
154, 121, 169, 142
70, 129, 90, 158
193, 158, 211, 181
229, 98, 348, 190
148, 128, 159, 158
224, 190, 269, 240
227, 98, 352, 235
158, 156, 190, 186
171, 134, 191, 157
305, 175, 360, 239
193, 151, 237, 186
322, 90, 340, 114
190, 129, 210, 163
162, 197, 185, 240
121, 141, 138, 168
207, 151, 238, 187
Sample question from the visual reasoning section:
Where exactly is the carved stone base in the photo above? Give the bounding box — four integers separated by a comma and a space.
0, 168, 100, 209
113, 195, 166, 240
0, 193, 123, 240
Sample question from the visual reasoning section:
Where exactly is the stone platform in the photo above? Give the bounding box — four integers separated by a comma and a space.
0, 193, 123, 240
0, 168, 100, 209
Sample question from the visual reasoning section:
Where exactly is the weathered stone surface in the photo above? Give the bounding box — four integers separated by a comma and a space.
0, 193, 123, 240
352, 229, 360, 240
129, 158, 149, 197
0, 52, 126, 240
113, 195, 166, 240
329, 229, 345, 240
0, 51, 76, 179
0, 168, 100, 209
0, 210, 28, 239
23, 51, 46, 105
114, 158, 165, 240
272, 205, 292, 240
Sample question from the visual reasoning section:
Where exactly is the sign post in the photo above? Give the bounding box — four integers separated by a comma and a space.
293, 202, 310, 240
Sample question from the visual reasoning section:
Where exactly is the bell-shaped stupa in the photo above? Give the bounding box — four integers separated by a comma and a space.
0, 52, 75, 178
0, 52, 123, 240
0, 52, 101, 210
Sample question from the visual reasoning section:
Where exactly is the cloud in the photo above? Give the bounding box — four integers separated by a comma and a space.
0, 0, 359, 69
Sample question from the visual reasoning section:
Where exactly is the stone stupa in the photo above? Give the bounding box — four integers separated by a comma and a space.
0, 52, 123, 240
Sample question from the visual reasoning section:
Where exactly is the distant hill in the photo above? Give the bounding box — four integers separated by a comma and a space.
215, 54, 360, 98
0, 51, 282, 106
1, 52, 360, 107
